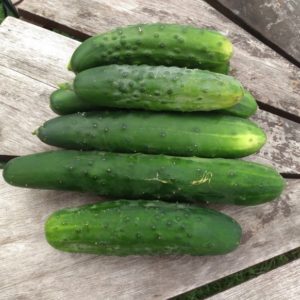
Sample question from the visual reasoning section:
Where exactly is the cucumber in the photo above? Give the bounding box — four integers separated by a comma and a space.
3, 151, 285, 205
50, 83, 95, 115
219, 90, 258, 118
50, 83, 256, 118
49, 85, 98, 115
214, 61, 230, 75
69, 23, 233, 74
45, 200, 242, 256
35, 111, 266, 158
73, 65, 244, 112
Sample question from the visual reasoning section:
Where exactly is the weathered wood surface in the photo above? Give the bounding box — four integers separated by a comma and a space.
0, 18, 299, 174
17, 0, 300, 118
0, 18, 299, 300
208, 259, 300, 300
1, 176, 299, 299
0, 17, 299, 300
216, 0, 300, 63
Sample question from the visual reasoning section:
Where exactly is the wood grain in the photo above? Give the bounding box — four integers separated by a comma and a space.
0, 15, 77, 86
215, 0, 300, 63
0, 175, 299, 299
208, 259, 300, 300
18, 0, 300, 117
0, 18, 299, 174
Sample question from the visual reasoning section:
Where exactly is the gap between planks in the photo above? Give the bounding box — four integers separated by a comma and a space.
173, 248, 300, 299
207, 258, 300, 300
257, 101, 300, 125
204, 0, 300, 69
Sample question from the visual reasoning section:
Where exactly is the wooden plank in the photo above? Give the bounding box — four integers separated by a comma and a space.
0, 175, 299, 299
215, 0, 300, 64
18, 0, 300, 117
0, 17, 299, 174
249, 111, 300, 174
0, 15, 76, 87
208, 259, 300, 300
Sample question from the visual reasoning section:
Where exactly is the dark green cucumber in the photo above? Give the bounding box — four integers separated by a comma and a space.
3, 151, 284, 205
50, 83, 256, 118
214, 61, 230, 75
45, 200, 242, 256
35, 111, 266, 158
50, 83, 95, 115
49, 85, 96, 115
69, 23, 233, 74
74, 65, 244, 112
219, 90, 257, 118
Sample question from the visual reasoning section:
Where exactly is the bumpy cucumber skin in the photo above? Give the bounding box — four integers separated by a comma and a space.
220, 91, 257, 118
70, 23, 233, 74
3, 151, 285, 205
49, 83, 256, 118
36, 111, 266, 158
50, 87, 94, 115
74, 65, 244, 112
45, 200, 241, 256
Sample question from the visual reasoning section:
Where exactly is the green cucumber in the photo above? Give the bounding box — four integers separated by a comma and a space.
49, 86, 95, 115
74, 65, 244, 112
219, 90, 257, 118
45, 200, 242, 256
35, 111, 266, 158
50, 84, 94, 115
69, 23, 233, 74
3, 150, 284, 205
50, 83, 256, 118
214, 61, 230, 75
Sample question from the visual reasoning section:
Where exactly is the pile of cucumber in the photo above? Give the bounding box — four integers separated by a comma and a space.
3, 24, 285, 256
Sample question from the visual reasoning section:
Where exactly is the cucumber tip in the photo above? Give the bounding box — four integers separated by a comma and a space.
67, 61, 73, 71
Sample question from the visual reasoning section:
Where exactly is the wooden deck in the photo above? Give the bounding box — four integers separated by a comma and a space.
207, 259, 300, 300
1, 0, 300, 298
215, 0, 300, 64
